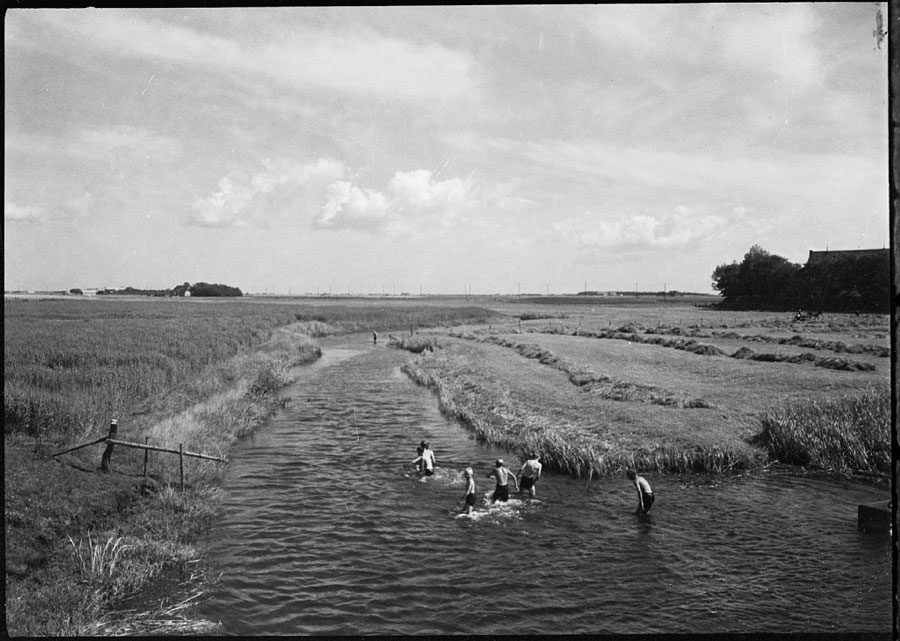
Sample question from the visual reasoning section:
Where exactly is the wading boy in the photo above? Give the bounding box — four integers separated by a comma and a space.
487, 459, 518, 503
626, 469, 654, 514
461, 467, 476, 515
519, 454, 542, 498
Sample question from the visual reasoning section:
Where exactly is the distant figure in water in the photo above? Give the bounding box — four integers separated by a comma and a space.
412, 441, 435, 477
414, 443, 425, 473
519, 454, 542, 497
626, 469, 654, 515
461, 467, 476, 515
373, 331, 377, 345
487, 459, 518, 503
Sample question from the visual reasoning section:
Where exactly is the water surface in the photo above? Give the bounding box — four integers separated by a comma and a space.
199, 337, 891, 635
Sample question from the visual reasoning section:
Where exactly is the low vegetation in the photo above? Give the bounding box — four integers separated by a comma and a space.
755, 386, 890, 477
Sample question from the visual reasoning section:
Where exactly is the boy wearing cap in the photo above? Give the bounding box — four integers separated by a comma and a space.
487, 459, 518, 503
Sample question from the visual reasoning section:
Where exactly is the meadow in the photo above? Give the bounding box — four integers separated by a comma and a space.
403, 297, 890, 480
3, 294, 889, 634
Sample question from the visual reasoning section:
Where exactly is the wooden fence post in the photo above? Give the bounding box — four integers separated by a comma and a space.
143, 436, 149, 478
179, 443, 185, 492
100, 419, 118, 473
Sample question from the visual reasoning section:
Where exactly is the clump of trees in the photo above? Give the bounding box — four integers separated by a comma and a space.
98, 286, 168, 297
95, 282, 243, 297
189, 282, 243, 297
712, 245, 888, 312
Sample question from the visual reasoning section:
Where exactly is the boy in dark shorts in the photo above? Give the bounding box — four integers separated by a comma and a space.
487, 459, 518, 503
626, 469, 654, 514
461, 467, 476, 515
411, 441, 435, 476
519, 454, 542, 497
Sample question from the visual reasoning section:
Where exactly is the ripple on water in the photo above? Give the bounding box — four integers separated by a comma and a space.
199, 344, 892, 635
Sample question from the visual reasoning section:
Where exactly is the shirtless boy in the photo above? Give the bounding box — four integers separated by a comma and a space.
626, 469, 654, 514
461, 467, 476, 515
487, 459, 518, 503
519, 454, 542, 498
411, 441, 435, 476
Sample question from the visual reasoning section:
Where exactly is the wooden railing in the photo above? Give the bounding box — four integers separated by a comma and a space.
52, 419, 227, 491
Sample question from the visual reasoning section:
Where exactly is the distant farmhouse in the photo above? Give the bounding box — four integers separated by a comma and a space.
800, 248, 889, 312
804, 248, 888, 266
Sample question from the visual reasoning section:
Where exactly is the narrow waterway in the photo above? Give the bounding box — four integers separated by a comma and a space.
198, 336, 892, 635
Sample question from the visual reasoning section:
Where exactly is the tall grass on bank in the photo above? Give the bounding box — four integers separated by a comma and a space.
5, 305, 320, 636
4, 298, 303, 444
756, 386, 890, 477
401, 357, 763, 479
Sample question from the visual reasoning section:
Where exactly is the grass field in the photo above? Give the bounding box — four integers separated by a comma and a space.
3, 294, 889, 634
403, 298, 889, 479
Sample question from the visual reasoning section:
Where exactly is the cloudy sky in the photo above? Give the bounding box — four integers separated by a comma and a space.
5, 5, 889, 295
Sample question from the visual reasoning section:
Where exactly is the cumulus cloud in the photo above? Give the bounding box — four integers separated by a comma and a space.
5, 200, 43, 222
188, 157, 345, 228
315, 181, 391, 232
313, 169, 485, 234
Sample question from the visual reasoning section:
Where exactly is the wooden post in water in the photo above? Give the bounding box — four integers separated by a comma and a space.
100, 419, 118, 473
143, 436, 149, 478
179, 443, 185, 492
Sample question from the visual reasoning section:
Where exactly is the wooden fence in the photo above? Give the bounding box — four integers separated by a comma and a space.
52, 419, 227, 491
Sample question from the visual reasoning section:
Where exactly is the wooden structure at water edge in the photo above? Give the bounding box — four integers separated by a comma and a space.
857, 500, 892, 534
52, 418, 227, 491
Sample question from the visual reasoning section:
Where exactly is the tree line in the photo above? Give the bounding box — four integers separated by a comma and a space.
712, 245, 888, 313
96, 282, 243, 297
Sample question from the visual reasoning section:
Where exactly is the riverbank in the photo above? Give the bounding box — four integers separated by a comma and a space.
4, 298, 498, 635
5, 324, 322, 635
400, 326, 890, 484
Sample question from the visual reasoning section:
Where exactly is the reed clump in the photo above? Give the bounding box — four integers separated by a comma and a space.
387, 335, 439, 353
756, 386, 890, 477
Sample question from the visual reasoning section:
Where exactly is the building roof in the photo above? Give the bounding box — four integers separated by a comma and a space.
805, 248, 888, 265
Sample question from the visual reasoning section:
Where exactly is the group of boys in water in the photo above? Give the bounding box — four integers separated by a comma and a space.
411, 441, 654, 517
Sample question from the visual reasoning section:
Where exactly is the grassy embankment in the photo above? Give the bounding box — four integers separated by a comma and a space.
4, 297, 495, 635
401, 304, 889, 483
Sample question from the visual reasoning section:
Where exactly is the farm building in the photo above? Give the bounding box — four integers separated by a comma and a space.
800, 248, 889, 312
805, 248, 888, 266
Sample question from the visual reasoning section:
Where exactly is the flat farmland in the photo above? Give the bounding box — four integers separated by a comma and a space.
405, 299, 889, 478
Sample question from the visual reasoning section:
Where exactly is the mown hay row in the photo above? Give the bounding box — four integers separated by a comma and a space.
400, 354, 762, 479
528, 325, 877, 372
448, 331, 712, 409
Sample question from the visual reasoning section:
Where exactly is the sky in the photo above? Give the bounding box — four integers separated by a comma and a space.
4, 5, 889, 295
